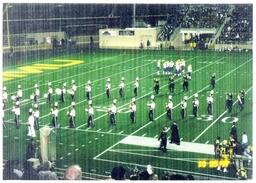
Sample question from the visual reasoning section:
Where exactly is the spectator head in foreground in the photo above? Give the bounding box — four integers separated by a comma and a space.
111, 166, 126, 180
64, 165, 82, 180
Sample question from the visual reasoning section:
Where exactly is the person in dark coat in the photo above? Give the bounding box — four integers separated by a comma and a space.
230, 122, 238, 142
170, 122, 180, 145
26, 139, 37, 159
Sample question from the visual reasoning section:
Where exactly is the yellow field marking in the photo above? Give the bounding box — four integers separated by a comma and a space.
3, 59, 84, 81
53, 59, 84, 67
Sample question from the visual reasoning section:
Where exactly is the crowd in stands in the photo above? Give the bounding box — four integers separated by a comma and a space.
180, 5, 229, 29
219, 5, 252, 43
157, 7, 187, 41
157, 5, 230, 41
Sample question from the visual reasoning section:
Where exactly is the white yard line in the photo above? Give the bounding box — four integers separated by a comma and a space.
93, 57, 250, 160
192, 86, 252, 143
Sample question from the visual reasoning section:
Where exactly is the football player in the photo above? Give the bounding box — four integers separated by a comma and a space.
119, 77, 125, 98
33, 104, 40, 130
214, 136, 221, 159
217, 140, 229, 172
85, 100, 94, 127
134, 77, 139, 97
67, 102, 76, 128
108, 99, 117, 127
180, 96, 188, 119
153, 77, 160, 94
129, 98, 136, 123
192, 93, 199, 117
3, 86, 8, 109
226, 93, 233, 113
51, 102, 59, 128
47, 82, 53, 104
207, 90, 214, 115
147, 95, 155, 122
237, 90, 245, 111
106, 78, 111, 99
85, 80, 92, 100
166, 95, 173, 121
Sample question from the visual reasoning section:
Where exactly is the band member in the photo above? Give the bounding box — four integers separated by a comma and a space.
134, 77, 139, 97
237, 90, 245, 111
47, 82, 53, 104
27, 108, 36, 138
85, 100, 95, 127
129, 98, 136, 123
147, 95, 155, 122
12, 101, 20, 129
51, 102, 59, 128
153, 78, 160, 95
85, 80, 92, 100
33, 104, 40, 130
108, 99, 117, 127
106, 78, 111, 99
17, 85, 23, 101
182, 74, 189, 92
180, 96, 188, 119
34, 84, 40, 104
119, 77, 125, 98
210, 73, 216, 89
192, 93, 199, 117
71, 80, 77, 101
60, 83, 66, 102
168, 75, 175, 93
166, 95, 173, 121
67, 102, 76, 128
226, 93, 233, 113
207, 90, 214, 115
158, 127, 169, 152
187, 64, 192, 79
3, 86, 8, 109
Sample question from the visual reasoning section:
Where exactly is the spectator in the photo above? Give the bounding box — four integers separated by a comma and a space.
241, 132, 248, 151
64, 165, 82, 180
111, 166, 126, 180
22, 161, 39, 180
38, 161, 58, 180
139, 164, 153, 180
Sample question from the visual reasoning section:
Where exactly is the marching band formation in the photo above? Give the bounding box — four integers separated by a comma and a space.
2, 59, 246, 140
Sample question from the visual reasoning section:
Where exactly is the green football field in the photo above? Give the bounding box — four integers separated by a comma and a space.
3, 49, 252, 180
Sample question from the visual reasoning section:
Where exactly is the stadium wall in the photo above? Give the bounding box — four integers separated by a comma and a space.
99, 28, 160, 49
